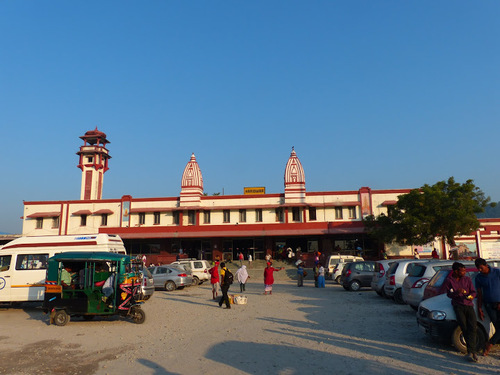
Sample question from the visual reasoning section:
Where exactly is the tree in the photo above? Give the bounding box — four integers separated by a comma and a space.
364, 177, 490, 246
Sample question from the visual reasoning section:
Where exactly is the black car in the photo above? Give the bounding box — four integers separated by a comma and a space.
340, 261, 376, 291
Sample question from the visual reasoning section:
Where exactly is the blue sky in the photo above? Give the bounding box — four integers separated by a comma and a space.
1, 1, 499, 234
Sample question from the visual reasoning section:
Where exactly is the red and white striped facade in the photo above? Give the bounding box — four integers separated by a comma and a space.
21, 130, 500, 261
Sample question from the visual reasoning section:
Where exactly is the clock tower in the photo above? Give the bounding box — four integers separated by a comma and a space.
77, 127, 111, 200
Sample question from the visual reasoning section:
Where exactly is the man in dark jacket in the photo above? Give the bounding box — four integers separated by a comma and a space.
442, 262, 478, 362
475, 257, 500, 356
218, 262, 231, 309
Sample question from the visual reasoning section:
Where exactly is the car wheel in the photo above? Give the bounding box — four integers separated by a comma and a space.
131, 307, 146, 324
393, 288, 405, 305
452, 325, 486, 354
165, 281, 176, 292
54, 310, 70, 326
335, 276, 341, 284
349, 280, 361, 291
192, 276, 200, 286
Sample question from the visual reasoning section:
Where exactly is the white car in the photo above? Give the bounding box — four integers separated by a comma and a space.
417, 292, 494, 353
326, 255, 364, 283
170, 259, 211, 285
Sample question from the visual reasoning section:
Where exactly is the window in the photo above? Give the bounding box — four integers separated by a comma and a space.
239, 209, 246, 223
292, 207, 300, 222
335, 207, 343, 220
101, 214, 108, 226
87, 156, 93, 163
81, 214, 87, 226
52, 216, 60, 228
309, 207, 317, 221
223, 210, 230, 223
0, 255, 12, 272
15, 254, 49, 270
154, 212, 160, 225
188, 210, 195, 225
36, 218, 43, 229
255, 209, 263, 222
275, 208, 284, 222
348, 206, 357, 219
173, 211, 180, 225
139, 213, 146, 225
203, 211, 211, 224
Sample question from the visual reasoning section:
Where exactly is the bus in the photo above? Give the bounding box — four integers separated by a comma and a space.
0, 234, 126, 303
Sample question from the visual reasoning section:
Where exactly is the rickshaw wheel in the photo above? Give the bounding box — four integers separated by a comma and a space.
54, 310, 70, 326
132, 307, 146, 324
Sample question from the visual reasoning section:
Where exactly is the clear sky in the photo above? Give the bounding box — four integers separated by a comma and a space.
1, 1, 499, 234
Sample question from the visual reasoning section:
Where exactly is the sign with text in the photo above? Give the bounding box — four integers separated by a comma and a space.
244, 187, 265, 195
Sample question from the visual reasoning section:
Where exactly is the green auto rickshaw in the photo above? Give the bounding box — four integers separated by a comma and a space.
43, 251, 146, 325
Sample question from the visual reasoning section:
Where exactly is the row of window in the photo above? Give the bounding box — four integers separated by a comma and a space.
138, 207, 357, 225
33, 207, 358, 229
35, 214, 108, 229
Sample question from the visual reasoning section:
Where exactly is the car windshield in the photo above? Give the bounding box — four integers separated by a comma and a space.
141, 267, 153, 278
427, 269, 451, 287
408, 264, 427, 277
387, 262, 399, 275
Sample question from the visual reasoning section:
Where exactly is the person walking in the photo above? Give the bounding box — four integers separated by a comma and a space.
297, 262, 305, 287
318, 264, 326, 288
235, 264, 250, 293
442, 262, 478, 362
238, 252, 244, 266
475, 257, 500, 356
248, 254, 253, 268
313, 262, 320, 287
413, 248, 420, 259
263, 262, 283, 295
209, 261, 220, 300
218, 262, 232, 309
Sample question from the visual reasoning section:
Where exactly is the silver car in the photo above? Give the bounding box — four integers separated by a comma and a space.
148, 265, 193, 292
371, 260, 395, 297
384, 259, 430, 304
140, 266, 155, 300
401, 260, 455, 310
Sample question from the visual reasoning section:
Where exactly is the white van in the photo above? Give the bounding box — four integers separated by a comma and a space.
0, 234, 126, 303
326, 255, 364, 282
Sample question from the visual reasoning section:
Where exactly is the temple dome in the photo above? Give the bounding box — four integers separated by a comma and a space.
181, 153, 203, 189
284, 147, 305, 186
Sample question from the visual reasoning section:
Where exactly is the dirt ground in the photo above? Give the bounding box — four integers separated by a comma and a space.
1, 269, 500, 375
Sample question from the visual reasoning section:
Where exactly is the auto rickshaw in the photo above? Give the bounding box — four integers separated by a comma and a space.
42, 251, 146, 326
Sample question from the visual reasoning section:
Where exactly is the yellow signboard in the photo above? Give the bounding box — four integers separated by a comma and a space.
244, 187, 266, 195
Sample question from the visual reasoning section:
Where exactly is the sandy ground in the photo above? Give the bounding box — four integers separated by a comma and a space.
1, 265, 500, 375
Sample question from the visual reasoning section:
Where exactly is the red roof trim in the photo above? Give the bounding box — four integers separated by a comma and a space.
26, 211, 61, 218
130, 208, 175, 213
381, 200, 397, 206
93, 209, 114, 215
72, 210, 92, 215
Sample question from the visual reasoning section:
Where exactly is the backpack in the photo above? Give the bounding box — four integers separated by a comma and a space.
224, 269, 234, 285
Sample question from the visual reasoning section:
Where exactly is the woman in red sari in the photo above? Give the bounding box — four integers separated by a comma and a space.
263, 262, 284, 295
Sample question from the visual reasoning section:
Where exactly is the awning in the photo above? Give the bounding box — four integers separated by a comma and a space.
93, 209, 114, 215
26, 211, 60, 218
381, 200, 397, 206
72, 210, 92, 216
